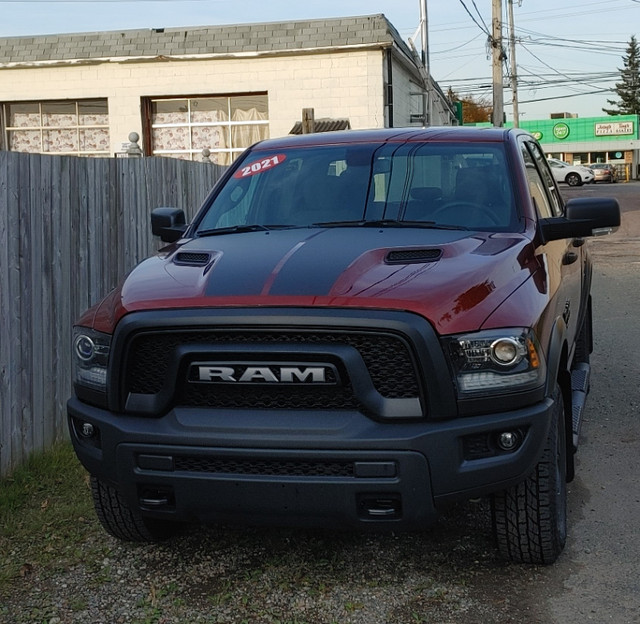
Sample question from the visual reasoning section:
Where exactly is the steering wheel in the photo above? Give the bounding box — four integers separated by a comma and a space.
430, 201, 502, 227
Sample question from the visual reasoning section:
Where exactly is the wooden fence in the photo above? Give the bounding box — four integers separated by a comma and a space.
0, 152, 224, 476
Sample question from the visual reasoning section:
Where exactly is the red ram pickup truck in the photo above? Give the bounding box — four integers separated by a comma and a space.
68, 127, 620, 564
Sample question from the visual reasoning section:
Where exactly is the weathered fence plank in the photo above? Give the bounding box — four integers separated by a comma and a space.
0, 152, 224, 476
0, 151, 12, 476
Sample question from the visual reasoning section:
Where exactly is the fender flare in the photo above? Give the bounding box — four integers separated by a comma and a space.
545, 317, 569, 396
545, 316, 576, 480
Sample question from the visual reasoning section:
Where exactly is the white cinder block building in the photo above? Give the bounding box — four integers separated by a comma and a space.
0, 15, 456, 163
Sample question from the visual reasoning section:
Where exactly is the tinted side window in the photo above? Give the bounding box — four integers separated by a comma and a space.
528, 142, 563, 216
520, 140, 553, 218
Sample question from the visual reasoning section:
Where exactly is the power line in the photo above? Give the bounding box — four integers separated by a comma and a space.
456, 0, 491, 36
424, 0, 637, 36
434, 0, 631, 113
516, 0, 638, 25
516, 88, 613, 105
470, 0, 490, 34
516, 28, 626, 55
444, 69, 617, 100
431, 26, 627, 60
0, 0, 218, 3
517, 27, 627, 47
436, 33, 485, 55
519, 41, 609, 95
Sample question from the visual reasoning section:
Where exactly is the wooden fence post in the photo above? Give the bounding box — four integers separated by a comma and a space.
301, 108, 315, 134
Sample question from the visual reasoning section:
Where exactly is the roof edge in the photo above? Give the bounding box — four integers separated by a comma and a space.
0, 13, 389, 41
0, 42, 395, 70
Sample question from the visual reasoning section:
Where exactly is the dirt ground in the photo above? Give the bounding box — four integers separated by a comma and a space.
2, 182, 639, 624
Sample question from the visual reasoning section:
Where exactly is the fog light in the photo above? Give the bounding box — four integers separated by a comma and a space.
81, 422, 95, 438
497, 431, 520, 451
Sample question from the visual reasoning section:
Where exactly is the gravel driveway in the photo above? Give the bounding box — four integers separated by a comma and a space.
3, 184, 639, 624
4, 496, 550, 624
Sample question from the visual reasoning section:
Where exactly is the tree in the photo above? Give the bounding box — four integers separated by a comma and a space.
447, 88, 493, 124
603, 35, 640, 116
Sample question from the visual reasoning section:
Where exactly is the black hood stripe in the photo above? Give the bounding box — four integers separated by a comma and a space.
196, 228, 464, 298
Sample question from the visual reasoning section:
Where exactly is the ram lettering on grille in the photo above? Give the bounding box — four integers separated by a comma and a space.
192, 364, 334, 384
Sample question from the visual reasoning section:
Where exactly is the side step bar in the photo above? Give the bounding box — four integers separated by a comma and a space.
571, 362, 591, 450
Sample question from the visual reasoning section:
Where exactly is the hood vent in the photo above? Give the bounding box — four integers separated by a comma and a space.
386, 249, 442, 264
173, 251, 211, 266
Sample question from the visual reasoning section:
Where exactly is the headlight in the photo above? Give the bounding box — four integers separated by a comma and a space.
72, 327, 111, 394
443, 328, 545, 398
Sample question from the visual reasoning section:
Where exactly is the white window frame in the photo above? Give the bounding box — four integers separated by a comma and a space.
148, 95, 269, 163
2, 99, 110, 157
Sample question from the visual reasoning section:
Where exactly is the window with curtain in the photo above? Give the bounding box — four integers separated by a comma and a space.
2, 99, 110, 156
147, 94, 269, 164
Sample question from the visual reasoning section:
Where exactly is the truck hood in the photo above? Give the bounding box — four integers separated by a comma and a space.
87, 227, 541, 335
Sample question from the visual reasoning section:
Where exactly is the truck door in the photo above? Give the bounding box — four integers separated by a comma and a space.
521, 139, 584, 347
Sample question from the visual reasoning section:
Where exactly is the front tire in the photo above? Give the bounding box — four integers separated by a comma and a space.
491, 385, 567, 564
91, 476, 179, 542
566, 172, 581, 186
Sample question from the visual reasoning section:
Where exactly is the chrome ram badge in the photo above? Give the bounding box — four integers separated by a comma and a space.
189, 362, 339, 385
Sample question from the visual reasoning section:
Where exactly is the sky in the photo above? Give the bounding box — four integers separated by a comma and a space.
0, 0, 638, 121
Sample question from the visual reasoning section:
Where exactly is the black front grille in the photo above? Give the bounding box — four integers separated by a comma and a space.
178, 384, 360, 410
125, 330, 420, 406
173, 455, 356, 477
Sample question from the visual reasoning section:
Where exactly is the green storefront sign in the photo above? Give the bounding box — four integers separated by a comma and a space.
553, 123, 570, 140
468, 114, 639, 147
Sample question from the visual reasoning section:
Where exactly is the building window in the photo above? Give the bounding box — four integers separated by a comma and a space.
2, 99, 109, 156
145, 94, 269, 164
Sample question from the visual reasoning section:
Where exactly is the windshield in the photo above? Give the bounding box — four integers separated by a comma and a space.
195, 141, 519, 234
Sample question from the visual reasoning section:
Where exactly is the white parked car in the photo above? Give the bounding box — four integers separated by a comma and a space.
547, 158, 594, 187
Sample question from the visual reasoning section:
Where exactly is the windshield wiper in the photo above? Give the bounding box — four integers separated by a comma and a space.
197, 224, 287, 237
312, 219, 469, 231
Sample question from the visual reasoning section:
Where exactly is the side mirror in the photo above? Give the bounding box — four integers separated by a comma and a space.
151, 207, 187, 243
539, 197, 620, 242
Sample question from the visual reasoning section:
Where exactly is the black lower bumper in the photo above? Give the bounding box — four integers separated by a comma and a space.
68, 397, 554, 530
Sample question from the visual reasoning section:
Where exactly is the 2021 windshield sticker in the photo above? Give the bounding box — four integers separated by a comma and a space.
233, 154, 287, 178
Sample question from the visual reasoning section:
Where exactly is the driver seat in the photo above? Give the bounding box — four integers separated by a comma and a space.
453, 166, 510, 226
455, 167, 500, 204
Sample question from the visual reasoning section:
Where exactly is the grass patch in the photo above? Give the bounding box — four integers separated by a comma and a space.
0, 441, 100, 590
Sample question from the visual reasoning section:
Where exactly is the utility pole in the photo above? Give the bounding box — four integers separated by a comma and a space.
507, 0, 520, 127
420, 0, 432, 126
491, 0, 504, 127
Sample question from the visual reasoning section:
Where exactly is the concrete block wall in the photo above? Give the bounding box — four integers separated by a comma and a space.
391, 61, 424, 127
0, 50, 387, 155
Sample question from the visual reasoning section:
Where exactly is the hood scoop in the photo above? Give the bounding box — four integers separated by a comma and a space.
385, 248, 442, 264
173, 251, 211, 266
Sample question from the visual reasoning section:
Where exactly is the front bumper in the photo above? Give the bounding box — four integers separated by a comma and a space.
68, 395, 555, 530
